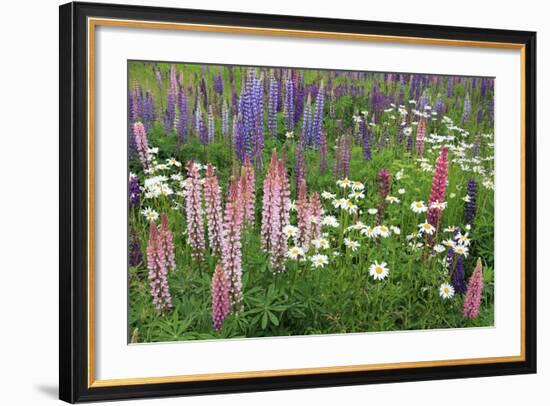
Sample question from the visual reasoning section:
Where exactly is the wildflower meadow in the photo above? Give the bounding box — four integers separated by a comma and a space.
128, 61, 495, 343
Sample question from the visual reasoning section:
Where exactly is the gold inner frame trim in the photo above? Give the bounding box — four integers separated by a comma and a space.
87, 17, 527, 388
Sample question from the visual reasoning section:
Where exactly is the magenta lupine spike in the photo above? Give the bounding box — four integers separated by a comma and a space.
376, 169, 391, 225
222, 177, 244, 313
185, 161, 206, 261
427, 147, 449, 228
308, 192, 322, 242
159, 213, 176, 271
146, 222, 173, 313
241, 158, 256, 226
463, 258, 484, 319
204, 164, 224, 255
416, 118, 426, 156
296, 180, 311, 251
133, 122, 149, 170
211, 263, 230, 331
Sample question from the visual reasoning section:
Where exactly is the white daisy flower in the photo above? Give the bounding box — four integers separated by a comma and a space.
453, 245, 469, 257
289, 200, 297, 211
418, 221, 436, 235
321, 191, 336, 200
369, 261, 389, 280
367, 208, 378, 215
439, 283, 455, 299
286, 246, 305, 260
322, 215, 340, 228
398, 188, 406, 195
434, 244, 446, 253
375, 225, 391, 238
344, 238, 360, 252
349, 190, 365, 200
312, 238, 330, 250
310, 254, 329, 269
410, 201, 428, 213
285, 131, 294, 139
430, 200, 447, 210
386, 196, 400, 204
456, 232, 471, 246
141, 207, 159, 222
444, 226, 457, 233
336, 178, 352, 189
360, 226, 378, 238
351, 181, 365, 191
282, 225, 298, 238
390, 226, 401, 235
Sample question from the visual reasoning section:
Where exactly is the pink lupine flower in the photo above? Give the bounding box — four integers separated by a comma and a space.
308, 192, 322, 242
464, 258, 484, 319
146, 221, 173, 313
211, 263, 230, 331
133, 122, 149, 170
416, 117, 426, 156
185, 161, 205, 261
260, 150, 290, 273
222, 177, 244, 313
241, 158, 256, 226
204, 164, 224, 255
159, 213, 176, 271
261, 150, 279, 252
296, 180, 312, 251
427, 147, 449, 228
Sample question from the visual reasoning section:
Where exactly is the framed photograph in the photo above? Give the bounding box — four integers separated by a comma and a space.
59, 1, 537, 403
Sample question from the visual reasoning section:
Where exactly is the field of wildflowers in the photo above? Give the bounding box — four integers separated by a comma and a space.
127, 61, 495, 343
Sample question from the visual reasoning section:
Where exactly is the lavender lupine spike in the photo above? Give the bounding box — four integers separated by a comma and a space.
207, 105, 215, 144
165, 65, 177, 132
464, 258, 484, 319
129, 173, 140, 208
301, 93, 312, 147
195, 105, 208, 145
233, 113, 247, 163
222, 177, 244, 313
143, 90, 156, 132
462, 92, 471, 124
214, 70, 224, 95
211, 263, 230, 331
176, 85, 188, 146
252, 72, 264, 168
133, 122, 149, 170
284, 75, 295, 132
185, 162, 205, 261
311, 82, 325, 149
129, 227, 143, 267
319, 128, 328, 173
146, 222, 173, 313
294, 72, 304, 125
221, 100, 229, 139
204, 164, 225, 255
268, 70, 279, 138
465, 178, 477, 225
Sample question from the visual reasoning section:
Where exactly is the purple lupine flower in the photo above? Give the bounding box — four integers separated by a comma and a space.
211, 263, 229, 331
200, 75, 208, 110
284, 75, 295, 132
465, 179, 477, 225
221, 100, 229, 139
129, 174, 140, 208
214, 69, 224, 95
176, 85, 188, 146
195, 105, 208, 145
319, 128, 328, 173
451, 255, 467, 295
268, 71, 278, 138
294, 72, 304, 125
207, 105, 215, 144
462, 92, 470, 123
143, 90, 156, 132
301, 93, 312, 147
477, 106, 483, 125
435, 94, 444, 115
129, 227, 143, 267
464, 258, 484, 319
311, 82, 325, 149
362, 125, 372, 161
252, 71, 264, 168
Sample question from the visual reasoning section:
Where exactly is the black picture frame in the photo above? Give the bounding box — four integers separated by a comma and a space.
59, 1, 537, 403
